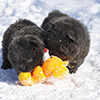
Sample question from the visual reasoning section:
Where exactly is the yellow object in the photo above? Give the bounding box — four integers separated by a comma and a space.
32, 66, 47, 83
42, 56, 69, 78
53, 65, 68, 79
18, 66, 47, 86
18, 72, 35, 86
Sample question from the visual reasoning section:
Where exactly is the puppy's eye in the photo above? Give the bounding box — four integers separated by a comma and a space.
47, 38, 50, 41
27, 59, 33, 62
59, 40, 62, 43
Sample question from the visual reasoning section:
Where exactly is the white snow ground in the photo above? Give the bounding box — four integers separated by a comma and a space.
0, 0, 100, 100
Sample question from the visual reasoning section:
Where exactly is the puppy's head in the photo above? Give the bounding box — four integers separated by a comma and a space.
44, 18, 82, 61
8, 35, 44, 73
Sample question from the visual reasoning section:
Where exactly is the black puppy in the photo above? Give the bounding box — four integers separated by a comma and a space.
41, 10, 90, 73
1, 19, 45, 73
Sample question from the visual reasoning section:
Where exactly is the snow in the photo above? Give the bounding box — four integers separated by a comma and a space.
0, 0, 100, 100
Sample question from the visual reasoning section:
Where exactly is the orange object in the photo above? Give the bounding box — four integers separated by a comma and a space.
18, 72, 35, 86
32, 66, 47, 83
42, 56, 63, 77
18, 56, 69, 86
42, 56, 69, 78
18, 66, 47, 86
53, 65, 68, 79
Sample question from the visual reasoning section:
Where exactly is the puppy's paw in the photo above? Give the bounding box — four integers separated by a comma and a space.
69, 69, 77, 74
68, 66, 77, 74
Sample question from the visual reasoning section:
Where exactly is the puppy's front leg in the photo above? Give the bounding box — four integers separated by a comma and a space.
1, 59, 12, 69
1, 48, 12, 70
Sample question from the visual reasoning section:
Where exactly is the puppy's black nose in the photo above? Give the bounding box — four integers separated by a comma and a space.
20, 65, 26, 72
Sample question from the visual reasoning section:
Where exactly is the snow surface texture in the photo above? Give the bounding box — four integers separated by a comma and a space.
0, 0, 100, 100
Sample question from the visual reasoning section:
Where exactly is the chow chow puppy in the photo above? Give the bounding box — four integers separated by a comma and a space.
41, 10, 90, 73
1, 19, 45, 73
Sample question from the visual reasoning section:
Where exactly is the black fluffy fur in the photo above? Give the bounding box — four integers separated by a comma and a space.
1, 19, 45, 73
41, 10, 90, 73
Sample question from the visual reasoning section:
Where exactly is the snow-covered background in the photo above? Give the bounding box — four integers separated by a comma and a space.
0, 0, 100, 100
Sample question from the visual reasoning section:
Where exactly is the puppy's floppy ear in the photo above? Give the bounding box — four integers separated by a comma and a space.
50, 22, 55, 28
66, 33, 75, 42
47, 22, 55, 31
28, 37, 38, 47
29, 40, 38, 47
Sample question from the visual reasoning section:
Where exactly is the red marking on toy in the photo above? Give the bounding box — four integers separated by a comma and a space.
44, 48, 48, 53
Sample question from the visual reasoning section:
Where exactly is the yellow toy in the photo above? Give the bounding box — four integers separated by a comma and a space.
18, 49, 69, 86
18, 66, 47, 86
42, 56, 69, 79
31, 66, 47, 83
18, 72, 35, 86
